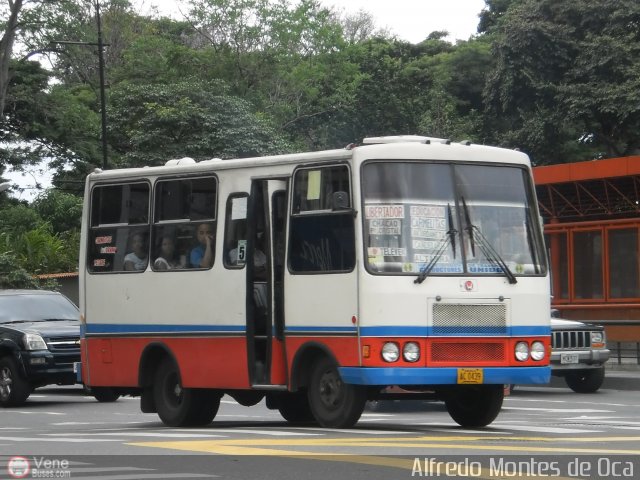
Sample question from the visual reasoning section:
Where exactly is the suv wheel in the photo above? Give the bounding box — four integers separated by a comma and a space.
0, 357, 31, 407
565, 367, 605, 393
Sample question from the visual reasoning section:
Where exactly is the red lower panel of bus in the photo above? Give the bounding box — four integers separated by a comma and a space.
83, 336, 251, 389
359, 336, 551, 368
82, 335, 360, 389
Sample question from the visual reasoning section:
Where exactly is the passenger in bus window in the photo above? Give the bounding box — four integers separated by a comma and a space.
153, 235, 181, 270
190, 223, 214, 268
123, 232, 148, 271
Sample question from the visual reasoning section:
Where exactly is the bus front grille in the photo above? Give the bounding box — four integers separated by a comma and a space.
430, 342, 506, 363
432, 303, 507, 335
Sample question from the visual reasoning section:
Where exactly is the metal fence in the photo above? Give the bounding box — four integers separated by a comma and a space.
609, 342, 640, 365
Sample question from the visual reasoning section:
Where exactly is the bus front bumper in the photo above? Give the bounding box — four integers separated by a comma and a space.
338, 366, 550, 386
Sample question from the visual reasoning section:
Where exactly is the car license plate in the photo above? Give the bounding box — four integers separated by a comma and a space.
561, 353, 579, 364
457, 368, 483, 384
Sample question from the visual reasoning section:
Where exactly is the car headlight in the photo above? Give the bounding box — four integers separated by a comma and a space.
24, 333, 48, 351
515, 341, 529, 361
591, 331, 605, 348
403, 342, 420, 363
530, 341, 545, 361
381, 342, 400, 362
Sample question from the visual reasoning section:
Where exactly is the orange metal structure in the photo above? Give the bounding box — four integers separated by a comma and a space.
534, 156, 640, 341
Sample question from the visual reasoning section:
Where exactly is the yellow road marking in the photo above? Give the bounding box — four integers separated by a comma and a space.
129, 435, 640, 456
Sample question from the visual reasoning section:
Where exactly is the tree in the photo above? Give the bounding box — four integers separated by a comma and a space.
0, 252, 55, 289
0, 0, 85, 118
32, 189, 83, 234
108, 80, 291, 166
484, 0, 640, 163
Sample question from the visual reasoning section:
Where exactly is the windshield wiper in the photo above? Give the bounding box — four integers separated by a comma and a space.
415, 204, 457, 285
461, 197, 518, 284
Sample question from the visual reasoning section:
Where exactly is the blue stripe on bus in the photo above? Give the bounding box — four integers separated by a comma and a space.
83, 323, 548, 336
338, 366, 550, 385
84, 323, 246, 334
358, 325, 550, 337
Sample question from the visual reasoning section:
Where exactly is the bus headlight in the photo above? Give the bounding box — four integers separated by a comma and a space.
515, 342, 529, 361
403, 342, 420, 363
381, 342, 400, 363
530, 341, 545, 361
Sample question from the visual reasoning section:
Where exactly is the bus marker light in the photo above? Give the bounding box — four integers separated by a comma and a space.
362, 345, 370, 358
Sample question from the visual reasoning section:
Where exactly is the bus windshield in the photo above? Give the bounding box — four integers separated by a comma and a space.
362, 161, 547, 277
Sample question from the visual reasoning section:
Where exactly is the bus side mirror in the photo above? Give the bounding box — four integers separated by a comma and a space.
332, 191, 357, 217
332, 191, 350, 210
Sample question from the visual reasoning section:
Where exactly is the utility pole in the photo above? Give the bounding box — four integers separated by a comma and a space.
52, 0, 109, 169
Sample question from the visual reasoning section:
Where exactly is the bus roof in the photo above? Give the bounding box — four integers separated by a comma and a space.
86, 137, 530, 183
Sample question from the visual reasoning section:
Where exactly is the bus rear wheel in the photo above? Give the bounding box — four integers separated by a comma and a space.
153, 358, 220, 427
443, 384, 504, 428
307, 357, 366, 428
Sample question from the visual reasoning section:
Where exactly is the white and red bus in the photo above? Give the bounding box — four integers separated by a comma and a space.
78, 136, 550, 428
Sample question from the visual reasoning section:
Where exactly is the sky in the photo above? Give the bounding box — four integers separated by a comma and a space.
134, 0, 486, 43
5, 0, 486, 201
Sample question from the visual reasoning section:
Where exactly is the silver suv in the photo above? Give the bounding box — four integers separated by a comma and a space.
550, 314, 610, 393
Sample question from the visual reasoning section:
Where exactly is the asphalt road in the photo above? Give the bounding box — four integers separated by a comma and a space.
1, 385, 639, 479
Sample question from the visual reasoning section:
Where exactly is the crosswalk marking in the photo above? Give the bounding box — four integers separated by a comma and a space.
503, 406, 613, 413
46, 432, 227, 438
0, 436, 120, 443
489, 424, 603, 434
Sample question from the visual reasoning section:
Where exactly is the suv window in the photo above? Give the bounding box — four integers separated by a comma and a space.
0, 294, 78, 323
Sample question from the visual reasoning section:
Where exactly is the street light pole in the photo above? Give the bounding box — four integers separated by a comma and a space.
95, 0, 108, 170
52, 0, 109, 169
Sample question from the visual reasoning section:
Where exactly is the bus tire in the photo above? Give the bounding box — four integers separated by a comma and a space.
307, 357, 366, 428
91, 387, 120, 403
277, 391, 315, 423
153, 358, 220, 427
565, 367, 605, 393
0, 356, 31, 407
444, 384, 503, 428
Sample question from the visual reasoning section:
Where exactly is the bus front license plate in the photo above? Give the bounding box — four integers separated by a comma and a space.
457, 368, 483, 384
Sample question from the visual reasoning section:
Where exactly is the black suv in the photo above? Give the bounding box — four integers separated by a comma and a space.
550, 316, 610, 393
0, 290, 81, 406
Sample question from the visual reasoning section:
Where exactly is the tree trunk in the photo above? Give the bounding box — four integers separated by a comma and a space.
0, 0, 23, 118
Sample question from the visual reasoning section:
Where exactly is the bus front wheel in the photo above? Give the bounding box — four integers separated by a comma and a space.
276, 391, 315, 423
153, 358, 220, 427
307, 357, 366, 428
443, 384, 504, 428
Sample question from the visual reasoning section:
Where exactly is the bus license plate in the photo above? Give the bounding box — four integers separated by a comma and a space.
561, 353, 579, 364
457, 368, 483, 384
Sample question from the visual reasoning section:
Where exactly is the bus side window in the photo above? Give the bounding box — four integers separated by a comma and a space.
223, 194, 249, 269
289, 165, 355, 273
153, 176, 217, 271
88, 182, 150, 273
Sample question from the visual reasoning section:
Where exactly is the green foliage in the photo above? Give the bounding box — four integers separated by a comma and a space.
0, 252, 46, 289
0, 223, 77, 274
32, 190, 83, 235
484, 0, 640, 163
0, 204, 43, 235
